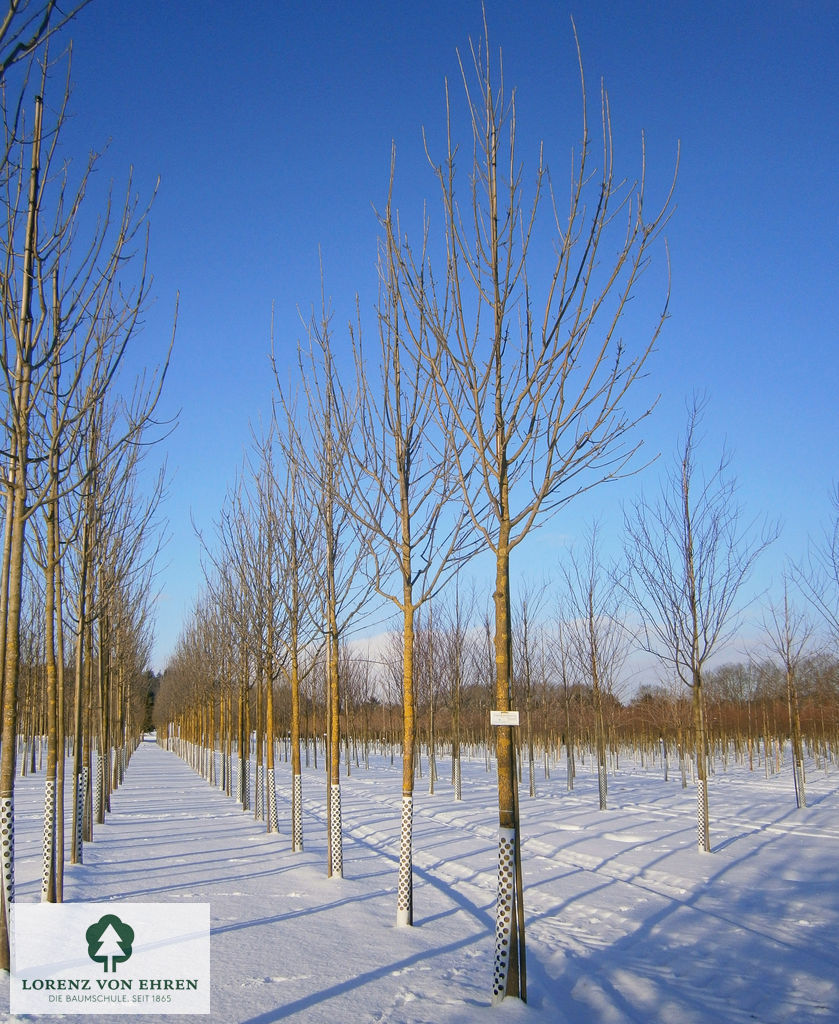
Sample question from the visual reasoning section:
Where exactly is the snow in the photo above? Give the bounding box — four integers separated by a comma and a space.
1, 737, 837, 1023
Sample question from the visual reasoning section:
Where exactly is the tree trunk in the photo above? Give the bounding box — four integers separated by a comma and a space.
41, 472, 58, 902
54, 551, 67, 902
0, 92, 42, 970
254, 663, 264, 821
327, 612, 342, 877
265, 645, 279, 834
396, 600, 415, 926
290, 644, 303, 851
491, 532, 524, 1003
787, 667, 806, 808
693, 674, 711, 852
70, 525, 89, 867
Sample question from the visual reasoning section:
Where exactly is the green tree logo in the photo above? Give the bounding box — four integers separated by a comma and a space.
86, 914, 135, 972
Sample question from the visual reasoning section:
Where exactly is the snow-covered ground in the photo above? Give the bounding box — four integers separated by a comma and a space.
2, 736, 837, 1023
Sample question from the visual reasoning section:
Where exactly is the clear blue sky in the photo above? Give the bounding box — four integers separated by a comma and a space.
52, 1, 838, 671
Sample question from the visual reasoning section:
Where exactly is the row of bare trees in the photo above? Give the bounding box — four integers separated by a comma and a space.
158, 370, 839, 1000
150, 16, 839, 1006
154, 18, 838, 1010
160, 415, 839, 986
0, 4, 173, 970
158, 576, 839, 797
153, 17, 679, 1001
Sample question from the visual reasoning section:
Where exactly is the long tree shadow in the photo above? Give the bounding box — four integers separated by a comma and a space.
522, 820, 839, 1021
238, 931, 487, 1024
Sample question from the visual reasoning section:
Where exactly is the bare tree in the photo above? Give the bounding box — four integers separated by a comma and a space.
65, 380, 168, 871
270, 407, 320, 852
339, 171, 477, 924
247, 431, 289, 836
247, 419, 322, 846
511, 579, 549, 799
622, 397, 776, 851
763, 579, 814, 808
438, 577, 477, 801
561, 523, 630, 810
197, 486, 264, 816
0, 64, 171, 965
386, 21, 676, 1001
798, 483, 839, 648
284, 296, 373, 879
551, 607, 578, 791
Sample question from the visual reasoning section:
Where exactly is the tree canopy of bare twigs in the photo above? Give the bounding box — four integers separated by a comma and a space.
339, 166, 486, 925
0, 37, 173, 968
561, 522, 631, 810
384, 19, 676, 1001
0, 1, 90, 82
762, 579, 815, 808
274, 295, 375, 879
797, 483, 839, 648
621, 396, 777, 850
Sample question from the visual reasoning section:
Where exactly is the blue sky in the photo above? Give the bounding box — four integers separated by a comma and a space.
50, 1, 838, 670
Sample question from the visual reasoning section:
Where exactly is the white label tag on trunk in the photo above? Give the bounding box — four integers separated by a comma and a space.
490, 710, 520, 726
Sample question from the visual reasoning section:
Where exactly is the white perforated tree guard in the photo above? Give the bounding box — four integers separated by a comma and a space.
491, 827, 516, 1005
292, 774, 303, 852
41, 780, 55, 901
396, 795, 413, 927
255, 762, 264, 820
1, 796, 14, 917
266, 768, 279, 833
696, 777, 710, 852
330, 784, 343, 877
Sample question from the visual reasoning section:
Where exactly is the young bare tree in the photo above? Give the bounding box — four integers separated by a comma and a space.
65, 378, 168, 868
386, 22, 676, 1000
798, 484, 839, 649
270, 405, 320, 853
0, 92, 46, 952
561, 523, 630, 810
551, 607, 577, 791
763, 579, 814, 808
198, 495, 262, 816
90, 409, 167, 824
511, 579, 549, 799
248, 431, 290, 836
286, 298, 372, 879
622, 398, 775, 852
439, 577, 477, 802
339, 175, 476, 924
0, 64, 171, 964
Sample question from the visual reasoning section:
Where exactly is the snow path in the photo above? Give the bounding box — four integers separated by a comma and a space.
2, 738, 838, 1023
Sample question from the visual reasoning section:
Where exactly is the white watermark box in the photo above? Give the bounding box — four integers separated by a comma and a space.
11, 902, 210, 1015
